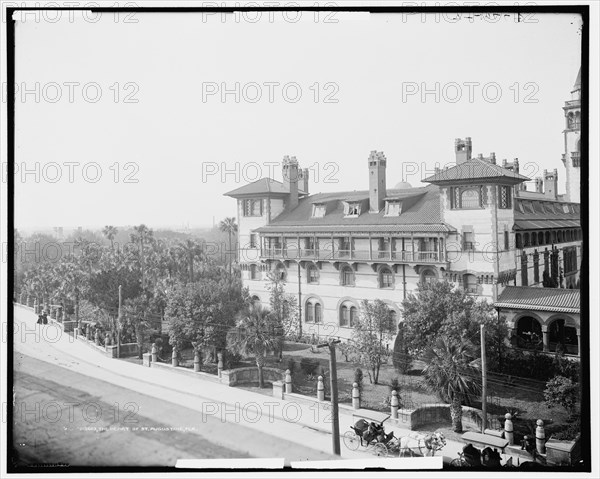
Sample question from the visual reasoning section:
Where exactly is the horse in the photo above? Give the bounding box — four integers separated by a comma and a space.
398, 431, 447, 457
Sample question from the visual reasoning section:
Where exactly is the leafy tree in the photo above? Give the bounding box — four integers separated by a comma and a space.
177, 238, 204, 283
422, 337, 481, 432
401, 280, 507, 367
219, 217, 238, 276
122, 295, 152, 359
266, 271, 298, 348
392, 322, 411, 374
130, 224, 154, 292
351, 299, 396, 384
228, 303, 278, 388
544, 375, 579, 415
165, 276, 247, 362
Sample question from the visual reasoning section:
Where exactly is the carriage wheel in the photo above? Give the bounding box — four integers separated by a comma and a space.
450, 457, 469, 467
373, 443, 388, 457
343, 431, 360, 451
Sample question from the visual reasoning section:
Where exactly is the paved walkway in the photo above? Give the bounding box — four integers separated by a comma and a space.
12, 304, 509, 466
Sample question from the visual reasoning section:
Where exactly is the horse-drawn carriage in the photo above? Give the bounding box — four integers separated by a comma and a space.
342, 410, 446, 458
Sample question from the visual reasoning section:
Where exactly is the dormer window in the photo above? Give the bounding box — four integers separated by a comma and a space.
385, 200, 402, 217
343, 201, 361, 217
312, 203, 326, 218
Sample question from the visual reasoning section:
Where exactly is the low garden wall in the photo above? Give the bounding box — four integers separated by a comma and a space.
150, 361, 223, 384
221, 366, 283, 387
76, 334, 139, 359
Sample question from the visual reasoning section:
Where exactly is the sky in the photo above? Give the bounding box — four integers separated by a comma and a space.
9, 9, 583, 230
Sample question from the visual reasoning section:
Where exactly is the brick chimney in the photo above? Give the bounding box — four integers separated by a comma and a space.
368, 151, 387, 213
535, 177, 543, 193
299, 167, 309, 194
490, 152, 496, 165
282, 156, 300, 210
455, 137, 472, 164
543, 169, 558, 199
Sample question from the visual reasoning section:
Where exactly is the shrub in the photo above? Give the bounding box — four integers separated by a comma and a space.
354, 368, 364, 393
553, 415, 581, 441
222, 350, 242, 370
286, 357, 296, 373
544, 375, 579, 414
300, 357, 319, 375
389, 377, 400, 395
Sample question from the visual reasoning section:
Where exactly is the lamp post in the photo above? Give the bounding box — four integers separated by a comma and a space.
317, 339, 341, 455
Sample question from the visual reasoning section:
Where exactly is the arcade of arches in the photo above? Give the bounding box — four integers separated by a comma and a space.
512, 314, 580, 356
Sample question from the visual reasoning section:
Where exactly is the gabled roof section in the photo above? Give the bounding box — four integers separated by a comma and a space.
224, 178, 307, 198
495, 286, 580, 314
423, 158, 530, 185
255, 184, 455, 234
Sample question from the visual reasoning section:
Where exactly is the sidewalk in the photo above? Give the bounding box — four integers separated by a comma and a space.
14, 304, 469, 463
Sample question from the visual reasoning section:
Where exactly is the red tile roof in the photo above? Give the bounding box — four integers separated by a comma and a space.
495, 286, 580, 313
224, 178, 307, 197
423, 158, 530, 185
255, 184, 455, 234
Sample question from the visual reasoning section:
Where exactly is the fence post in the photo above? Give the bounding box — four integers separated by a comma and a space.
172, 348, 178, 367
317, 376, 325, 401
535, 419, 545, 455
94, 329, 100, 346
217, 352, 223, 378
105, 332, 111, 348
352, 382, 360, 409
504, 413, 514, 445
391, 390, 399, 419
194, 352, 201, 372
86, 325, 91, 340
285, 369, 292, 394
151, 343, 158, 363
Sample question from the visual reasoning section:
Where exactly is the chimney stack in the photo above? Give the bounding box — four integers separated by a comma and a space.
282, 155, 300, 210
535, 177, 543, 193
454, 137, 472, 165
299, 167, 309, 195
543, 169, 558, 199
368, 150, 387, 213
490, 152, 496, 165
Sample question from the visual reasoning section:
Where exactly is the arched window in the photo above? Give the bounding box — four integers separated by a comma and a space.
516, 316, 542, 350
350, 306, 358, 327
516, 233, 522, 249
421, 269, 437, 284
538, 232, 544, 245
315, 303, 322, 324
305, 302, 314, 323
524, 233, 530, 248
463, 274, 477, 294
250, 264, 258, 280
557, 230, 563, 243
379, 267, 394, 289
339, 302, 358, 328
307, 264, 319, 284
340, 266, 355, 286
460, 188, 481, 208
545, 231, 551, 244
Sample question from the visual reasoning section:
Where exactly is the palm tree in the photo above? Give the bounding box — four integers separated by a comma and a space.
102, 225, 118, 251
219, 217, 238, 276
422, 337, 481, 433
130, 224, 153, 292
178, 239, 204, 283
229, 303, 276, 388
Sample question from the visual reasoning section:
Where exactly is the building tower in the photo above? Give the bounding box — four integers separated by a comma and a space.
562, 68, 581, 203
368, 151, 387, 212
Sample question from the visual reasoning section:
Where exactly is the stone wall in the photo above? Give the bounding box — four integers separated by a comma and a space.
220, 367, 284, 387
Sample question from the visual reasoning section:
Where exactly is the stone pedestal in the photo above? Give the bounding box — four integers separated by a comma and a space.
391, 390, 399, 419
317, 376, 325, 401
352, 382, 360, 409
504, 413, 514, 445
285, 369, 292, 394
194, 352, 201, 372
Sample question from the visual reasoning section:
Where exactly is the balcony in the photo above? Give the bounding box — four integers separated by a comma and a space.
261, 247, 444, 263
571, 152, 580, 167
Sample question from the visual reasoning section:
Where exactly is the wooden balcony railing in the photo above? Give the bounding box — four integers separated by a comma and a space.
261, 247, 444, 263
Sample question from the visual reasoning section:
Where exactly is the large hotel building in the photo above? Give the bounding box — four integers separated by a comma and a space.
225, 70, 583, 356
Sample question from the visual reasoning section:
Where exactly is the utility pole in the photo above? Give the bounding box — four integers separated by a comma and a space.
480, 324, 488, 432
318, 339, 341, 455
297, 263, 302, 337
117, 285, 122, 358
